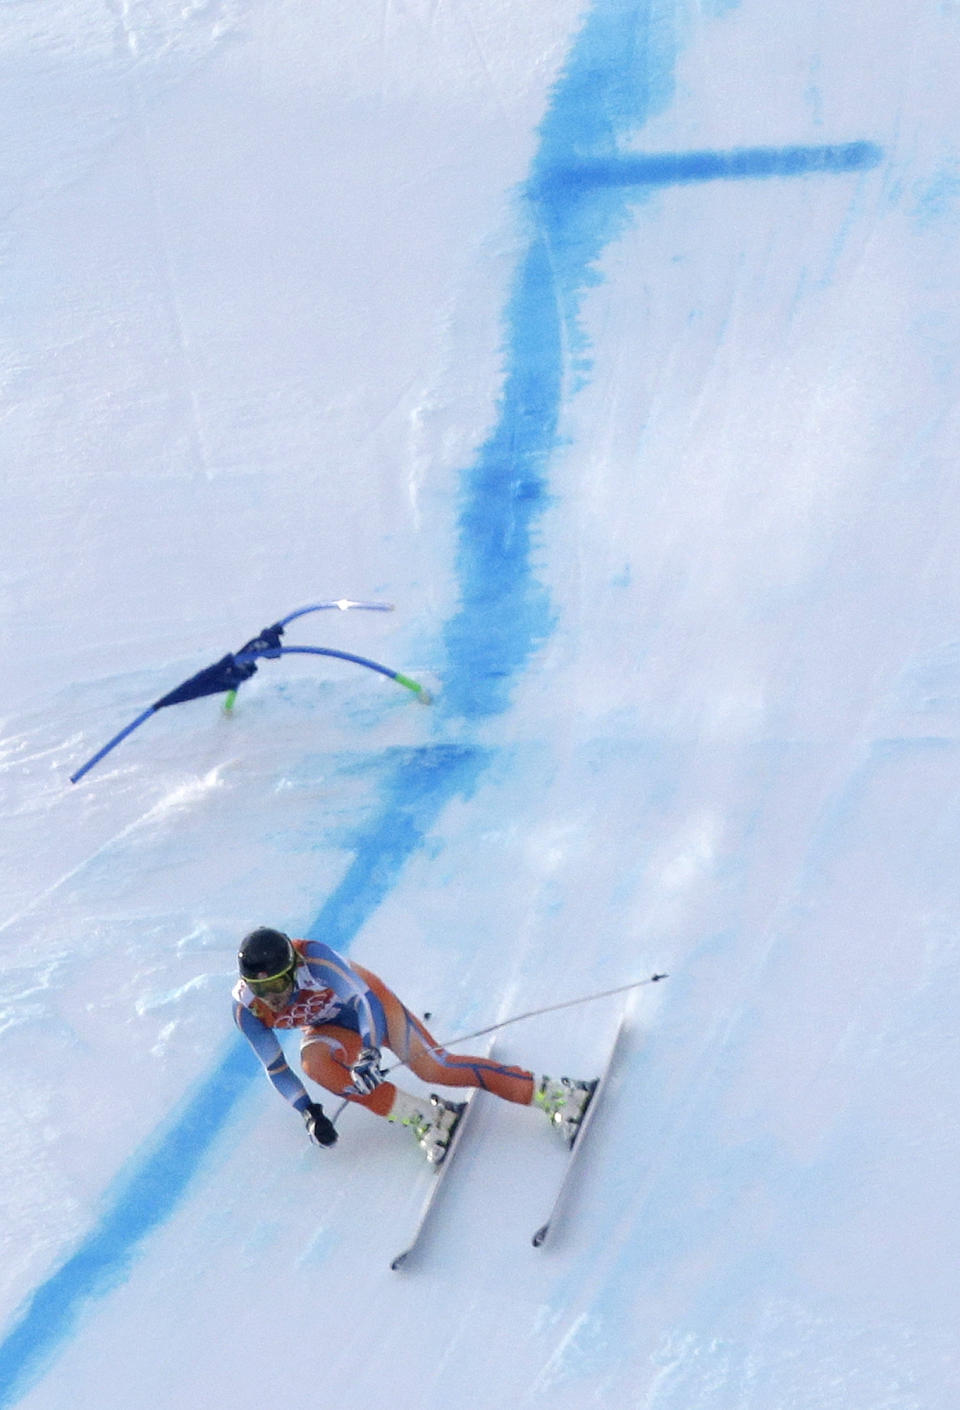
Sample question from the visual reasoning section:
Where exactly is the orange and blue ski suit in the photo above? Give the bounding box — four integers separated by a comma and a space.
233, 938, 534, 1117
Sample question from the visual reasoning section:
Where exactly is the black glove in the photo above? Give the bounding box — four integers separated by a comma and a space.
350, 1046, 386, 1095
302, 1101, 337, 1147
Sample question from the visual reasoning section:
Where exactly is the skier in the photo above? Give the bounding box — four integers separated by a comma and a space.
233, 927, 596, 1163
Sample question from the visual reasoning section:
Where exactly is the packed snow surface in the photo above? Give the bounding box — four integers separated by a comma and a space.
2, 2, 959, 1407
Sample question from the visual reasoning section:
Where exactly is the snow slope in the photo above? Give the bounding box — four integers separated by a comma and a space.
2, 1, 959, 1406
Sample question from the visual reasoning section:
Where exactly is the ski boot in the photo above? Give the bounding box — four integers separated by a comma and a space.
534, 1075, 599, 1146
388, 1090, 467, 1165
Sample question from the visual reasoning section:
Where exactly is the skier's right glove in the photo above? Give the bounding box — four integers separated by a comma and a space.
302, 1101, 338, 1147
349, 1046, 386, 1095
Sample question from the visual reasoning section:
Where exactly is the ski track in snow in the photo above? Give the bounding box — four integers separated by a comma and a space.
3, 0, 959, 1407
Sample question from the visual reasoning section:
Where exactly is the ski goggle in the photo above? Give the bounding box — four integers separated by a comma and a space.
245, 964, 296, 995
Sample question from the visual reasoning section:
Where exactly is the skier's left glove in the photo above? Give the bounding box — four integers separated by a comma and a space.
350, 1046, 386, 1095
303, 1101, 338, 1147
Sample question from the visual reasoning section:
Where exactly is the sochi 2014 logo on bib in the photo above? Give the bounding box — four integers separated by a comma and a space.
269, 987, 339, 1029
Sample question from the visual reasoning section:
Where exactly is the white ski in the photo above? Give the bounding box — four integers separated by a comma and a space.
389, 1036, 497, 1272
390, 1082, 487, 1271
532, 1007, 628, 1248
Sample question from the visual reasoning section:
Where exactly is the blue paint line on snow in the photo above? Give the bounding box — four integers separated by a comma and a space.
531, 141, 883, 197
303, 744, 490, 941
441, 235, 562, 718
303, 744, 490, 947
0, 744, 486, 1407
0, 1041, 257, 1409
442, 1, 882, 722
441, 0, 681, 718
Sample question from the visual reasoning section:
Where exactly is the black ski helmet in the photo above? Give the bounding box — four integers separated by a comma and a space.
238, 927, 296, 982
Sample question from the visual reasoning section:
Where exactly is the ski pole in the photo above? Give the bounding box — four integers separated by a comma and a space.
383, 971, 669, 1073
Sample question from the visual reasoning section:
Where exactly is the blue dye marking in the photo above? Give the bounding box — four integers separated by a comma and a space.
532, 141, 883, 198
442, 0, 681, 718
442, 2, 881, 721
304, 744, 489, 947
442, 236, 562, 717
0, 1042, 256, 1407
0, 744, 485, 1407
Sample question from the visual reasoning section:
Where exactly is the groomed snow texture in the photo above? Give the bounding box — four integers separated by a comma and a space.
2, 2, 959, 1407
